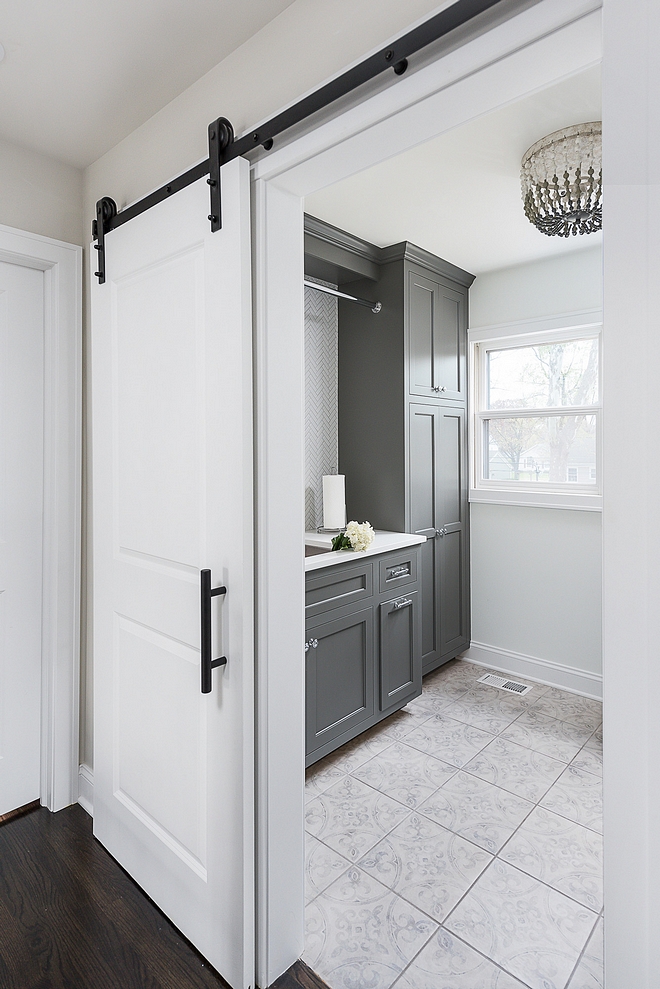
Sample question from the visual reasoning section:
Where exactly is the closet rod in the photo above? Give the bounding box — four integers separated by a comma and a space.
304, 280, 382, 313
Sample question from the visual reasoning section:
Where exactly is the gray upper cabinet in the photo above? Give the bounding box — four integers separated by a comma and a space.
408, 266, 467, 403
329, 229, 474, 678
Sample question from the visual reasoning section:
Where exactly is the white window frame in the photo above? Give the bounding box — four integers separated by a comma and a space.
469, 313, 603, 511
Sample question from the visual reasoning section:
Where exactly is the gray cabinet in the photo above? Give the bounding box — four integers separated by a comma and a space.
305, 606, 374, 755
305, 544, 422, 765
409, 404, 469, 667
337, 242, 473, 677
379, 591, 420, 712
407, 267, 467, 403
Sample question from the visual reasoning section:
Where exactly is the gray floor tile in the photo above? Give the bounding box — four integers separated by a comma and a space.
418, 771, 534, 854
442, 687, 526, 734
405, 690, 458, 717
304, 867, 437, 989
501, 708, 592, 763
305, 775, 410, 861
402, 713, 494, 767
567, 916, 603, 989
540, 766, 602, 833
305, 833, 350, 902
500, 806, 603, 911
394, 927, 529, 989
358, 811, 491, 922
445, 858, 598, 989
529, 688, 602, 732
380, 706, 436, 742
462, 736, 565, 803
571, 735, 602, 778
305, 762, 348, 801
353, 741, 457, 809
327, 730, 395, 774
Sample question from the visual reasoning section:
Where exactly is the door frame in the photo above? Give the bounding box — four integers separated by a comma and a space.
0, 223, 82, 813
251, 0, 602, 984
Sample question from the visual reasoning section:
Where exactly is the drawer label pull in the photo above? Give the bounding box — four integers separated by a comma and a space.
387, 565, 410, 580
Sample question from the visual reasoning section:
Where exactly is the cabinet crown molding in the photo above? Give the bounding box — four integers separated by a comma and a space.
304, 213, 475, 288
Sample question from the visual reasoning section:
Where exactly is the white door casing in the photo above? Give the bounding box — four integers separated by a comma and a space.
0, 261, 44, 816
0, 224, 81, 816
252, 2, 602, 983
91, 160, 254, 989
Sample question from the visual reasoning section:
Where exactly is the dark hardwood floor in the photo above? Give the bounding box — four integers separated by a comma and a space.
0, 804, 328, 989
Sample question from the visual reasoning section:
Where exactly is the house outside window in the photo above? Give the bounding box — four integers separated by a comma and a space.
470, 319, 602, 511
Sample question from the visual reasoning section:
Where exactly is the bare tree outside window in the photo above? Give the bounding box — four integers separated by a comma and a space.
484, 337, 599, 484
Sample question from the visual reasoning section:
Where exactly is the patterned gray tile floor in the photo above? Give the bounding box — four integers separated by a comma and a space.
304, 660, 603, 989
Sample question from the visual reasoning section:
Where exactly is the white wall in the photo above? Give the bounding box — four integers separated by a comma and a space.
80, 0, 453, 769
0, 135, 83, 246
465, 245, 603, 693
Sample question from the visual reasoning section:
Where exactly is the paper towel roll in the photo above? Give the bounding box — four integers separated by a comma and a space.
322, 475, 346, 529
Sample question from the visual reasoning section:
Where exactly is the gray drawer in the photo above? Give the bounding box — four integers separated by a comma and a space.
305, 561, 373, 619
379, 550, 418, 594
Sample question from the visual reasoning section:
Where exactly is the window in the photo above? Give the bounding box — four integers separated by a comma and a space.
470, 324, 602, 510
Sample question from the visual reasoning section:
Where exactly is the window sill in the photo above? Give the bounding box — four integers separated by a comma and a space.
469, 488, 602, 512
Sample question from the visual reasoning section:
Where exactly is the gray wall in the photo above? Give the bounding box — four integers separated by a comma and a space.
0, 135, 83, 245
468, 245, 603, 682
304, 280, 338, 530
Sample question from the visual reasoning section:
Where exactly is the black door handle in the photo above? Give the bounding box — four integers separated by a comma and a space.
200, 568, 227, 693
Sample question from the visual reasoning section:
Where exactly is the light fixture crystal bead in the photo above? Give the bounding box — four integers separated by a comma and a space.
521, 122, 602, 237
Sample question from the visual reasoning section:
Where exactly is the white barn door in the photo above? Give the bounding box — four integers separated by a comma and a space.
91, 159, 254, 989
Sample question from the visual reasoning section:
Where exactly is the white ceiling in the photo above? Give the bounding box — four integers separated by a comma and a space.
305, 66, 602, 276
0, 0, 295, 168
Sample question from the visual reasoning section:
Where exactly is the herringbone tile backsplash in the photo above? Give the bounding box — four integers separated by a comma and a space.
305, 278, 338, 530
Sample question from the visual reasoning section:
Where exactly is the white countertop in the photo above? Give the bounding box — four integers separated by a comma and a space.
305, 530, 426, 572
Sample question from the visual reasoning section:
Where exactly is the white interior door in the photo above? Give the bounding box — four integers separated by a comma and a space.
0, 260, 44, 817
91, 159, 254, 989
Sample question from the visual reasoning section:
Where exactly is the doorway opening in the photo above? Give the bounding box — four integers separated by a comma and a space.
299, 63, 602, 989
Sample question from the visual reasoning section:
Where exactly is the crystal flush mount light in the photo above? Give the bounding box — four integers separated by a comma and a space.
521, 122, 602, 238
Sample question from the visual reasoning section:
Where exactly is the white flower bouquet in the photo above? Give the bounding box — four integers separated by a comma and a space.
331, 520, 375, 552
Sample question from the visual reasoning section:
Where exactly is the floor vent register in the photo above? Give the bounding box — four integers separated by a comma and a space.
477, 673, 533, 696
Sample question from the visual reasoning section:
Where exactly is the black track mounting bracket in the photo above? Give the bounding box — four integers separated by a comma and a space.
92, 197, 118, 284
207, 117, 235, 232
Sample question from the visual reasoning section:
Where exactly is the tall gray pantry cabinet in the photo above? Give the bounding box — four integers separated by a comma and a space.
336, 243, 474, 675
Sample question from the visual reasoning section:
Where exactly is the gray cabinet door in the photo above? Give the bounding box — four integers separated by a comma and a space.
408, 404, 440, 669
407, 267, 467, 403
409, 404, 469, 672
379, 591, 421, 712
436, 406, 470, 661
306, 606, 374, 755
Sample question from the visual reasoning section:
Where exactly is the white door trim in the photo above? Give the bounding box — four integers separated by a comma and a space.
253, 2, 602, 984
0, 223, 82, 814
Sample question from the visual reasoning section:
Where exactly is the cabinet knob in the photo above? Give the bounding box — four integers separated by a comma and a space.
311, 638, 318, 649
304, 641, 309, 652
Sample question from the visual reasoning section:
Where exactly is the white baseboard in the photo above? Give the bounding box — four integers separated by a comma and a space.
459, 641, 602, 700
78, 763, 94, 817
